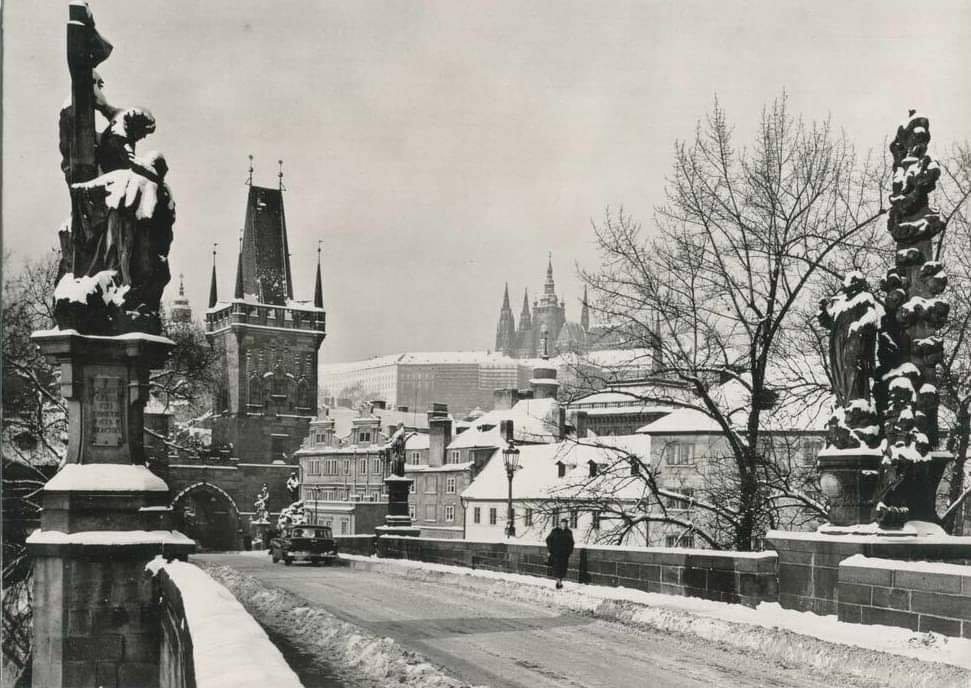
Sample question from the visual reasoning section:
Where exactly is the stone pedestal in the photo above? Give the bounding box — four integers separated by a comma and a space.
27, 331, 194, 688
376, 475, 420, 537
816, 448, 884, 526
250, 520, 273, 549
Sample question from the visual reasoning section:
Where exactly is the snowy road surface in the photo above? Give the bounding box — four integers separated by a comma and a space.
196, 552, 889, 688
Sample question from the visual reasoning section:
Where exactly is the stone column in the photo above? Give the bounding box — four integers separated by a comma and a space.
376, 473, 420, 538
27, 331, 194, 688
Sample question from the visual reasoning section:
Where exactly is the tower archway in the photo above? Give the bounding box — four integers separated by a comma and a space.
171, 482, 241, 551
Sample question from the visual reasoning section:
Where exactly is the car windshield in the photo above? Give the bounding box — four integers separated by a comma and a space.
313, 527, 332, 538
291, 528, 305, 537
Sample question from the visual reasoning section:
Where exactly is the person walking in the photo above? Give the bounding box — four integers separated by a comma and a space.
546, 518, 575, 589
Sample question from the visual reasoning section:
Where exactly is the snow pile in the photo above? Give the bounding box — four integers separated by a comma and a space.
54, 270, 129, 307
147, 558, 301, 688
202, 564, 485, 688
339, 554, 971, 688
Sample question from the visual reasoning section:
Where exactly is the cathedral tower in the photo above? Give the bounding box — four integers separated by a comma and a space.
495, 283, 516, 355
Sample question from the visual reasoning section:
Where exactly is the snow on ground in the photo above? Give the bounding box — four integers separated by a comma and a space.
202, 563, 486, 688
333, 553, 971, 687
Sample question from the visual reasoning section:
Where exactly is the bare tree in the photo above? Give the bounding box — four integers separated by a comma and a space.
578, 95, 887, 550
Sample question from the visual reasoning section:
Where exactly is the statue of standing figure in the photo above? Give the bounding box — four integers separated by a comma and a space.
55, 2, 174, 336
253, 483, 270, 524
387, 423, 408, 477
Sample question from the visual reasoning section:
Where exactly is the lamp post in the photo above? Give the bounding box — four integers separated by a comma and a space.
501, 420, 520, 539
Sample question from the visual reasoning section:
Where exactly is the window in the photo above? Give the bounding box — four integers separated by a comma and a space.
340, 520, 349, 535
801, 438, 824, 466
372, 458, 381, 474
592, 511, 601, 530
444, 505, 455, 521
525, 508, 533, 526
409, 481, 416, 494
550, 509, 559, 525
359, 459, 368, 474
425, 504, 437, 522
360, 431, 372, 443
665, 488, 695, 510
569, 510, 578, 528
556, 462, 566, 478
448, 450, 461, 464
666, 534, 695, 549
445, 477, 456, 494
409, 504, 416, 520
343, 460, 350, 474
630, 459, 640, 476
588, 460, 599, 478
488, 507, 498, 525
425, 475, 438, 494
664, 441, 695, 465
248, 376, 263, 406
474, 507, 481, 524
409, 451, 421, 464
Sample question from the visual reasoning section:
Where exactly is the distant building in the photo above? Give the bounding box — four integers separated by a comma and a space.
169, 274, 193, 323
567, 380, 686, 437
494, 256, 635, 359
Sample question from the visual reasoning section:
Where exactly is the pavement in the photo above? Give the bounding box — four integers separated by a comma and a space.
195, 552, 890, 688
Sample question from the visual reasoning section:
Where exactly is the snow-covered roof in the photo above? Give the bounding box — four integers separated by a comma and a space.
448, 397, 560, 449
405, 433, 429, 450
636, 377, 831, 435
320, 350, 520, 374
461, 435, 653, 502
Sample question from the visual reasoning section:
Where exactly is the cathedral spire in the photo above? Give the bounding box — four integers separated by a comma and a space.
502, 282, 511, 310
544, 252, 555, 296
519, 288, 532, 331
208, 245, 218, 308
314, 241, 324, 309
581, 285, 590, 331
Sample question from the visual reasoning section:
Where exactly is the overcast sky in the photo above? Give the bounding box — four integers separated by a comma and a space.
4, 1, 970, 362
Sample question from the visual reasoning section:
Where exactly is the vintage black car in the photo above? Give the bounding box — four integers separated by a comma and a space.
269, 525, 339, 566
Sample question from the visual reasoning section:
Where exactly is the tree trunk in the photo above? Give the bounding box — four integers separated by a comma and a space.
945, 405, 969, 535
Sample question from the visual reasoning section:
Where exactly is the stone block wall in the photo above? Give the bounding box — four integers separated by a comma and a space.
342, 536, 778, 607
838, 555, 971, 638
767, 530, 971, 616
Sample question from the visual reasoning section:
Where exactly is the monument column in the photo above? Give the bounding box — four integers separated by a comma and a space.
376, 424, 421, 537
28, 6, 193, 687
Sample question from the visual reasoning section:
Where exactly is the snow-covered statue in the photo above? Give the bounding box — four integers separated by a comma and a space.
819, 112, 950, 529
54, 2, 174, 336
387, 422, 407, 476
286, 471, 300, 503
818, 272, 883, 450
253, 483, 270, 524
872, 111, 949, 527
277, 500, 306, 530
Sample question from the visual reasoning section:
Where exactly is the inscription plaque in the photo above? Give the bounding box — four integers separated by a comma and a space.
91, 375, 124, 446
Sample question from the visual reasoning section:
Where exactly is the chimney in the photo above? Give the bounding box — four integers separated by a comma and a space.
427, 402, 452, 467
530, 364, 559, 400
493, 388, 519, 411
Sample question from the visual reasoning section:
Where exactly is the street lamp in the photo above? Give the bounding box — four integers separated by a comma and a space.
501, 420, 520, 538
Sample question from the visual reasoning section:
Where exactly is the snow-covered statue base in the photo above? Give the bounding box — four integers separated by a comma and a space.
817, 112, 952, 532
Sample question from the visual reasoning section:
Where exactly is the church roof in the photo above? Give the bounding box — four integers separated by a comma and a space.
238, 185, 293, 306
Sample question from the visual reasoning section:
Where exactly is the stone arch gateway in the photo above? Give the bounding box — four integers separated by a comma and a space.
171, 482, 241, 551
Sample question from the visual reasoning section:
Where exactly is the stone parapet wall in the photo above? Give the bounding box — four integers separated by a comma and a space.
150, 558, 301, 688
347, 536, 778, 607
838, 555, 971, 638
766, 530, 971, 616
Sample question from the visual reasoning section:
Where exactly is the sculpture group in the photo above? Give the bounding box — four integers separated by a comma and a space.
56, 3, 174, 336
820, 111, 950, 528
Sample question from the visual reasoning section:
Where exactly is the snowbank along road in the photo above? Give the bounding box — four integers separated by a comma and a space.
194, 552, 931, 688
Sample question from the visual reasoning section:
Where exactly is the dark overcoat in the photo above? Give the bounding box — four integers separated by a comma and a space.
546, 527, 575, 578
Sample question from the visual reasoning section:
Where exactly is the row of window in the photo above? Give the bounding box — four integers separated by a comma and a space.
410, 476, 457, 494
247, 374, 314, 409
408, 503, 456, 522
471, 507, 585, 529
305, 488, 385, 502
304, 457, 384, 476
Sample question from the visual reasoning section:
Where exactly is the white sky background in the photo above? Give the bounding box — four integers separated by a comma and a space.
3, 1, 970, 363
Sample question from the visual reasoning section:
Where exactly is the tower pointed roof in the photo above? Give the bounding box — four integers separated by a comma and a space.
544, 252, 556, 296
234, 240, 244, 300
502, 282, 511, 310
314, 244, 324, 309
519, 287, 532, 330
580, 285, 590, 331
208, 249, 218, 308
238, 184, 293, 305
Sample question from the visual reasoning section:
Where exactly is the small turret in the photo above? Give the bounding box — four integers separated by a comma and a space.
580, 286, 590, 331
314, 241, 324, 309
208, 245, 218, 308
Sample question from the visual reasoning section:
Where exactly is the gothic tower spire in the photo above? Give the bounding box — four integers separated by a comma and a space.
234, 231, 244, 300
580, 285, 590, 332
208, 244, 218, 308
495, 282, 516, 355
314, 241, 324, 309
544, 251, 556, 296
519, 288, 532, 331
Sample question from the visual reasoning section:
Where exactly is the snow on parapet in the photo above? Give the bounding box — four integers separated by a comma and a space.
147, 558, 302, 688
28, 530, 195, 546
45, 464, 169, 492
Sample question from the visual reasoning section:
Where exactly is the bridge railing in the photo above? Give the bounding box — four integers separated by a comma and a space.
148, 558, 301, 688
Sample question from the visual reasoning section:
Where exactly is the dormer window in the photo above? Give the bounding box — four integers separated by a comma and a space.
630, 459, 640, 476
588, 460, 599, 478
556, 461, 566, 478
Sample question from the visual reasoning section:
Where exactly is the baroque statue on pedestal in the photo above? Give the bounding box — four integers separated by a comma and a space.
55, 2, 174, 336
